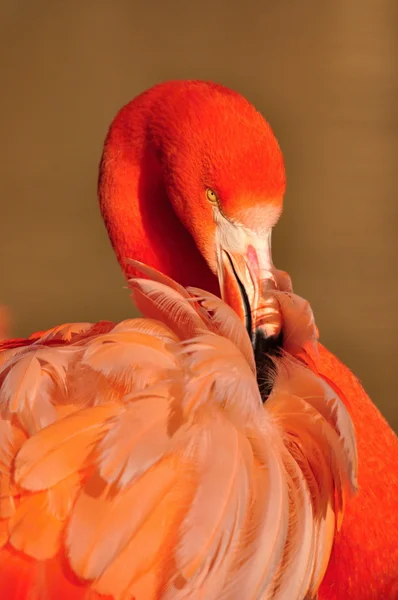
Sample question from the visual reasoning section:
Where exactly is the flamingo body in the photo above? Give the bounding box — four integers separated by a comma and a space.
1, 80, 397, 598
0, 265, 356, 599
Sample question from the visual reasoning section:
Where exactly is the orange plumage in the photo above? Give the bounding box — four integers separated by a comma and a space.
0, 80, 397, 598
0, 264, 356, 598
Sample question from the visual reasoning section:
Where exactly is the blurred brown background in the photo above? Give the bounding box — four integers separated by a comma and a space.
0, 1, 397, 430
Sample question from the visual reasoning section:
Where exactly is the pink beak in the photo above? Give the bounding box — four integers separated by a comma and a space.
218, 243, 283, 344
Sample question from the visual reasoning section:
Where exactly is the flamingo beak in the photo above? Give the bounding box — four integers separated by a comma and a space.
216, 231, 283, 347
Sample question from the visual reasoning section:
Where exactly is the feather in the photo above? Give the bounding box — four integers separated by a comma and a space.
0, 260, 358, 599
8, 492, 64, 560
81, 330, 179, 402
111, 318, 179, 343
275, 291, 319, 358
36, 322, 94, 343
282, 432, 335, 594
130, 278, 208, 340
0, 419, 26, 473
179, 334, 261, 424
0, 345, 26, 370
187, 287, 256, 373
14, 404, 121, 491
0, 346, 79, 435
126, 258, 190, 299
83, 331, 177, 375
273, 269, 293, 292
218, 423, 289, 600
0, 472, 16, 519
269, 450, 315, 600
97, 385, 181, 487
269, 389, 354, 529
0, 353, 57, 434
271, 356, 358, 495
94, 470, 192, 599
171, 409, 252, 597
66, 456, 191, 596
8, 472, 81, 561
0, 420, 26, 518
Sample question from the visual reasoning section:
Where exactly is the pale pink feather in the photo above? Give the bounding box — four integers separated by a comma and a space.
0, 267, 357, 599
187, 286, 256, 373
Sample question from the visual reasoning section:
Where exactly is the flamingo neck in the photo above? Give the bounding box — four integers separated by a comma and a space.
98, 98, 219, 295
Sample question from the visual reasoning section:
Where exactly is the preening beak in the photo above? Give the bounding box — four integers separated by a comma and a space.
216, 228, 283, 349
216, 227, 284, 401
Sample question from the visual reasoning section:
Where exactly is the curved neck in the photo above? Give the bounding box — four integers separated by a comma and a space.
98, 100, 219, 295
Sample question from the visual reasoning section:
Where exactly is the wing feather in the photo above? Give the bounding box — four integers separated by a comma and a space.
130, 278, 208, 340
173, 411, 252, 592
97, 386, 181, 487
187, 287, 256, 373
14, 405, 121, 491
0, 264, 357, 599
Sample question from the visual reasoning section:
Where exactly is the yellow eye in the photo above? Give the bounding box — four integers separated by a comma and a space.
206, 188, 218, 205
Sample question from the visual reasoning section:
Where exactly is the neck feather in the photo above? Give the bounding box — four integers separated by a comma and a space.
98, 98, 218, 295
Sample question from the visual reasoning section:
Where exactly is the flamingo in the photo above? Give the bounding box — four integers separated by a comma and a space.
0, 80, 396, 599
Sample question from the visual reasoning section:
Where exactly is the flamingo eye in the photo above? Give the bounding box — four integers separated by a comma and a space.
206, 188, 219, 205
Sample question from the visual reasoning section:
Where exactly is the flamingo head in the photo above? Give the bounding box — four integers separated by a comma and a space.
99, 80, 286, 343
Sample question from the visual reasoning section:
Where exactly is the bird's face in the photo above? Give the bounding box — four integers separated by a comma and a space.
152, 81, 286, 342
